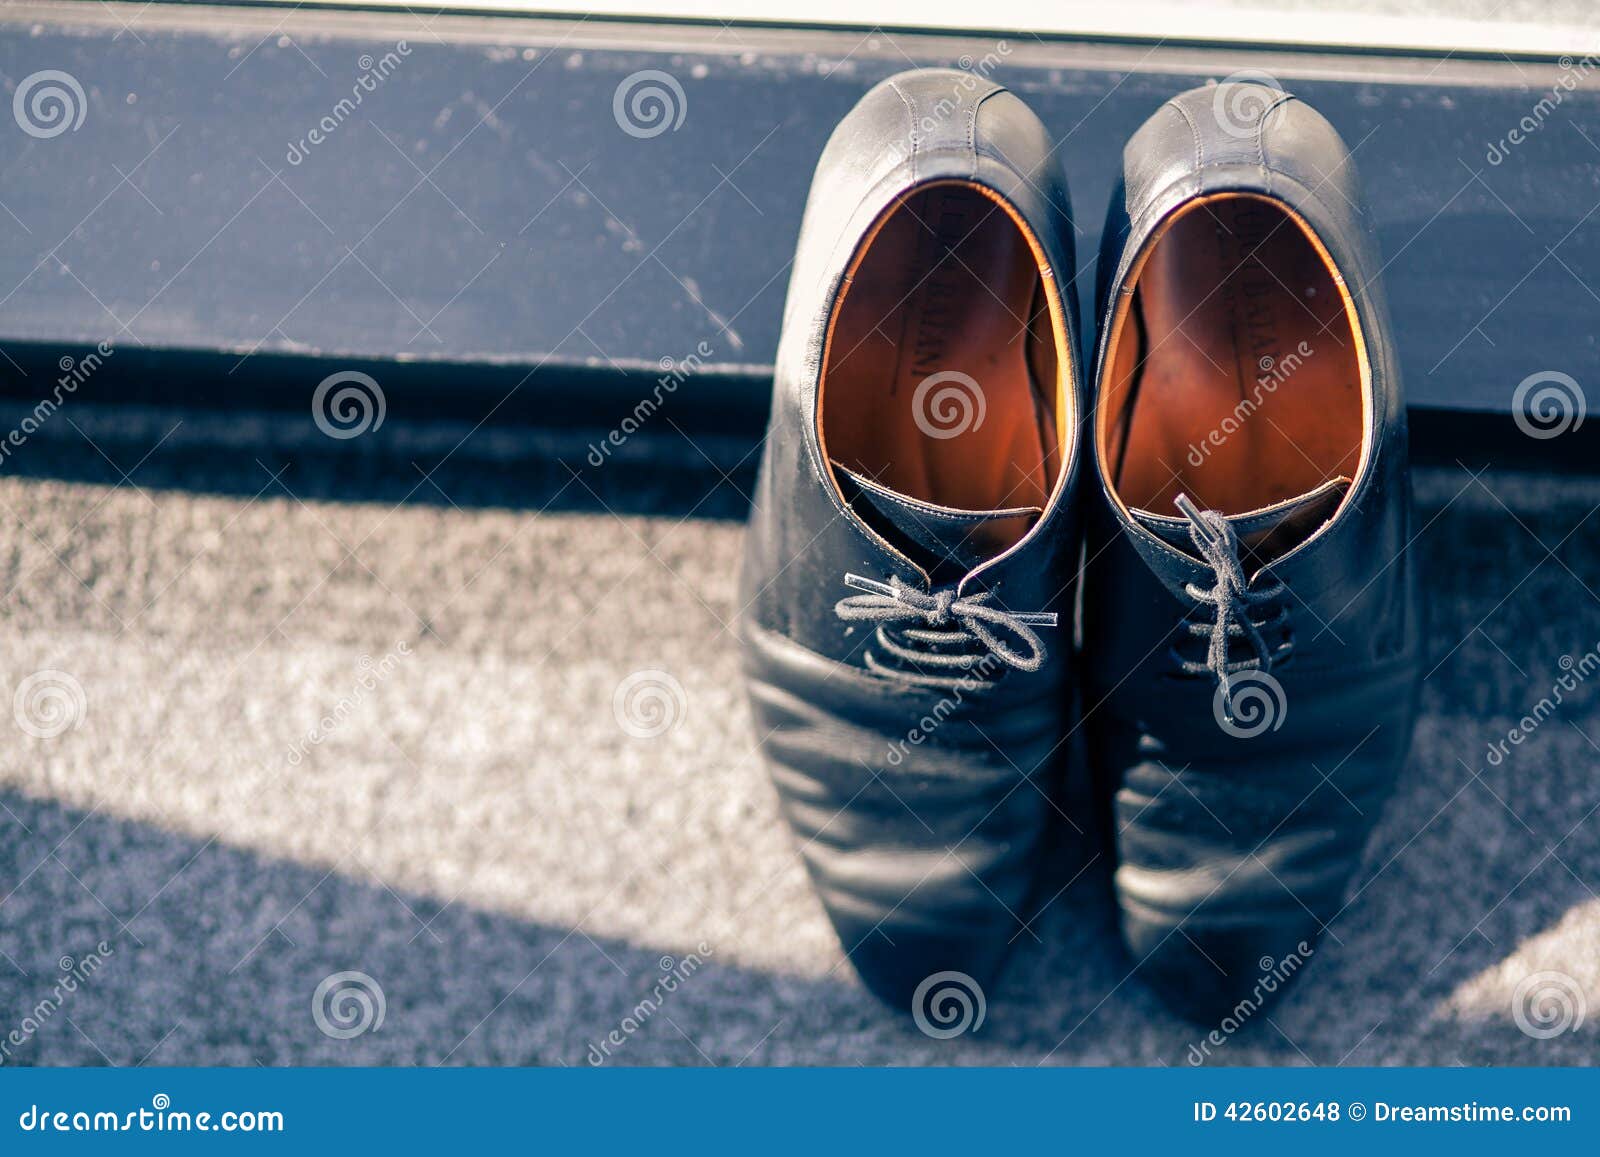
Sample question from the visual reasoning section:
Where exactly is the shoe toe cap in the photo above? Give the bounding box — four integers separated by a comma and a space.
810, 843, 1036, 1011
836, 917, 1012, 1015
1121, 903, 1323, 1025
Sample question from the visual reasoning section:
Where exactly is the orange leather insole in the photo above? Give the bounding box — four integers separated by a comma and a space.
1107, 195, 1362, 515
821, 182, 1057, 519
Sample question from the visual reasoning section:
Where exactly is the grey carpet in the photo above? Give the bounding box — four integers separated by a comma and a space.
0, 401, 1597, 1067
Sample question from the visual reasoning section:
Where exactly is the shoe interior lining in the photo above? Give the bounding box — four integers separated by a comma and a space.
818, 180, 1067, 553
1099, 192, 1367, 518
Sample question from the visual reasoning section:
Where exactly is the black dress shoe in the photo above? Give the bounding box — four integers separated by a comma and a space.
1083, 83, 1421, 1023
738, 69, 1083, 1009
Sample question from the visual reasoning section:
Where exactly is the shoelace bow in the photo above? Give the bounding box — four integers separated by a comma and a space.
1173, 494, 1292, 699
835, 574, 1057, 688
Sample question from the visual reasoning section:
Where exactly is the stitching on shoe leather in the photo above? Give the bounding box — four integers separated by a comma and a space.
1169, 99, 1203, 171
888, 79, 918, 179
1255, 92, 1296, 198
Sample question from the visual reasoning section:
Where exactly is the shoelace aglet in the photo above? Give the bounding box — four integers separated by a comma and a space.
1174, 493, 1225, 550
1009, 610, 1059, 626
842, 573, 896, 598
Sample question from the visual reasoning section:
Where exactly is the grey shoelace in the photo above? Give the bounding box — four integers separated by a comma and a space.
836, 573, 1057, 689
1173, 494, 1292, 699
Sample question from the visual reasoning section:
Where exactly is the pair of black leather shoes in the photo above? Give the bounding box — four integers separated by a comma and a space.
738, 70, 1421, 1024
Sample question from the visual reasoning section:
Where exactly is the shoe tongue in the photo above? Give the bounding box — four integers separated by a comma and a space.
1133, 477, 1351, 565
835, 466, 1041, 578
